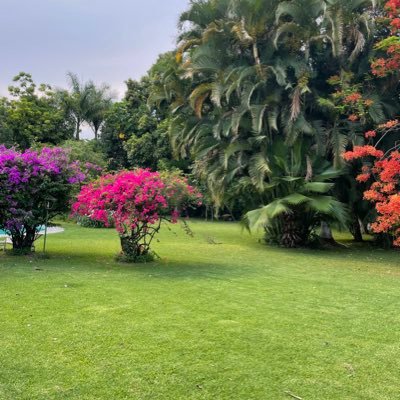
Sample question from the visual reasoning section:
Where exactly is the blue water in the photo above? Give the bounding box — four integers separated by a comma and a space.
0, 225, 46, 235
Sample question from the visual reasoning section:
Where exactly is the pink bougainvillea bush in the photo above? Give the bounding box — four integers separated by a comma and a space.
72, 169, 202, 262
0, 146, 90, 252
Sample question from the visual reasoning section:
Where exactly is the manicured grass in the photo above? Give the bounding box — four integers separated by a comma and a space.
0, 221, 399, 399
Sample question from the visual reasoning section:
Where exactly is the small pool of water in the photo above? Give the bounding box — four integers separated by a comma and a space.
0, 225, 46, 236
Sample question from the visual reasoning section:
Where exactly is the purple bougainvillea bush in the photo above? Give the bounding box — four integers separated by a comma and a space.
0, 146, 95, 252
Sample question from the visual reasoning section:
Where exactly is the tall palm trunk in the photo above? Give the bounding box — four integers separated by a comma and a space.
280, 212, 303, 248
75, 117, 81, 140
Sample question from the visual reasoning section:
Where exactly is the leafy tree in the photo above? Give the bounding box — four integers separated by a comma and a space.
100, 101, 132, 169
343, 1, 400, 247
124, 119, 171, 170
101, 78, 181, 171
343, 121, 400, 246
0, 73, 74, 148
86, 84, 113, 140
60, 139, 107, 168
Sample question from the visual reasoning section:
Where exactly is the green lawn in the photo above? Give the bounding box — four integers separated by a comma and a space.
0, 221, 399, 400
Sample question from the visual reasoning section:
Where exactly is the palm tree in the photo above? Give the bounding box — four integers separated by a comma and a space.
243, 140, 348, 247
86, 84, 113, 140
164, 0, 309, 209
60, 73, 112, 140
63, 73, 96, 140
150, 0, 389, 244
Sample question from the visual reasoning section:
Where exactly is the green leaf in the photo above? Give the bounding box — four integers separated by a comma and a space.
283, 193, 311, 205
303, 182, 334, 193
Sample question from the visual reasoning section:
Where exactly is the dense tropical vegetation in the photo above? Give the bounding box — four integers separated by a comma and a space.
148, 0, 399, 247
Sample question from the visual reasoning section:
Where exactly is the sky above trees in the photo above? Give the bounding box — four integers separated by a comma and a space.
0, 0, 188, 98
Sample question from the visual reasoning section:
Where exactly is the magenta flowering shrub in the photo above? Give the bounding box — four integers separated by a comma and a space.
72, 169, 202, 262
0, 146, 88, 252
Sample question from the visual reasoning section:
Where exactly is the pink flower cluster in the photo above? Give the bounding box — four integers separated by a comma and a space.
72, 169, 202, 235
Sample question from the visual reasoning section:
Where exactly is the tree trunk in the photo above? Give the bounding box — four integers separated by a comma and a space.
119, 233, 151, 262
75, 118, 81, 140
120, 236, 143, 258
319, 221, 345, 248
11, 226, 37, 254
352, 216, 363, 242
280, 212, 303, 248
320, 221, 333, 240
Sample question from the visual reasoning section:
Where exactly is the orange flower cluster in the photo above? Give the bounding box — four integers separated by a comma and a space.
342, 1, 400, 246
371, 0, 400, 76
344, 92, 362, 103
364, 130, 377, 139
328, 77, 374, 121
364, 99, 374, 107
378, 119, 399, 129
356, 173, 371, 183
371, 42, 400, 75
343, 146, 384, 161
354, 151, 400, 246
371, 190, 400, 247
387, 0, 400, 19
348, 114, 359, 122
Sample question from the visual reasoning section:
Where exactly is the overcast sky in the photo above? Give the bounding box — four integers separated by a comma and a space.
0, 0, 189, 98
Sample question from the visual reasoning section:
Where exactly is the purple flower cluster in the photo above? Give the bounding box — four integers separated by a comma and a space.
0, 146, 87, 234
0, 146, 74, 186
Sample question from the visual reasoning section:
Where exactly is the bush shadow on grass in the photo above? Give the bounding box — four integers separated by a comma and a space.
3, 229, 398, 279
270, 241, 400, 268
0, 249, 259, 281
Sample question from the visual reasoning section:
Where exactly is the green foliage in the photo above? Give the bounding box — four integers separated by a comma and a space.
77, 215, 114, 229
115, 249, 156, 263
148, 0, 396, 243
100, 101, 132, 169
243, 140, 348, 247
60, 139, 107, 168
124, 119, 186, 171
374, 35, 400, 51
101, 78, 182, 171
0, 73, 74, 148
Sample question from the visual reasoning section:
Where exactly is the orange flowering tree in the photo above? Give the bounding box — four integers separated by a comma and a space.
343, 1, 400, 246
371, 0, 400, 77
344, 120, 400, 246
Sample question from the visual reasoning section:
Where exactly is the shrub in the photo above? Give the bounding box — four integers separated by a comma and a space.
72, 169, 201, 262
77, 215, 115, 229
0, 146, 86, 252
